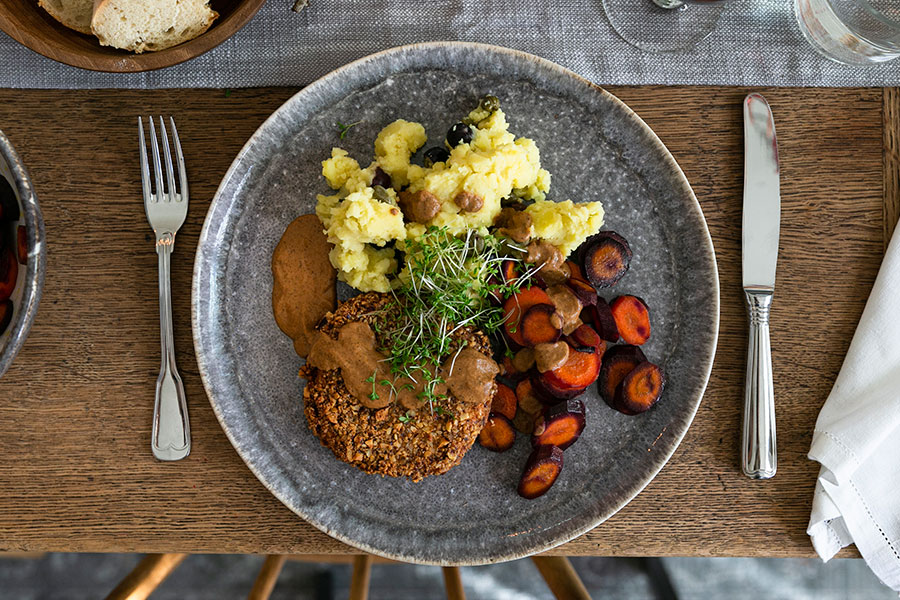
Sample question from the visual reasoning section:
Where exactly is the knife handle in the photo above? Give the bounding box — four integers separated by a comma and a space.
742, 289, 776, 479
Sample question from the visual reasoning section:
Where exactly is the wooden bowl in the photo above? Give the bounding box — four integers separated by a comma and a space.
0, 0, 266, 73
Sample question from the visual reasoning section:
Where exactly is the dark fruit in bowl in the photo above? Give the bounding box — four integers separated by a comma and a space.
583, 237, 630, 288
520, 304, 561, 346
532, 398, 586, 450
502, 286, 552, 347
0, 246, 18, 302
0, 177, 19, 222
615, 361, 666, 415
478, 413, 516, 452
491, 384, 518, 420
598, 345, 647, 409
589, 298, 620, 343
446, 122, 474, 147
423, 146, 451, 167
518, 445, 564, 499
610, 295, 651, 345
0, 299, 12, 335
16, 226, 26, 265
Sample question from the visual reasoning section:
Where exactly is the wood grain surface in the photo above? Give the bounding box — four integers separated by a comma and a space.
0, 86, 888, 559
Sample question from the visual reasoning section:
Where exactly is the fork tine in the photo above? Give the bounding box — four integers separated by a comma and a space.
159, 117, 177, 202
170, 117, 188, 203
148, 116, 165, 200
138, 117, 152, 202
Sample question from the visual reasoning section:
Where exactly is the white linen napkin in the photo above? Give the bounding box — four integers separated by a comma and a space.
808, 226, 900, 591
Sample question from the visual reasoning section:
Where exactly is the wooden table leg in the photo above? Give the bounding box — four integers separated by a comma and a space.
248, 555, 287, 600
104, 553, 188, 600
442, 566, 466, 600
349, 554, 373, 600
531, 556, 591, 600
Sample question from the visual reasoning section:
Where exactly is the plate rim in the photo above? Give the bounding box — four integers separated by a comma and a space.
192, 40, 720, 565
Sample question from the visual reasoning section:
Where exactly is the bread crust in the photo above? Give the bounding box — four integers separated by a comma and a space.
38, 0, 93, 35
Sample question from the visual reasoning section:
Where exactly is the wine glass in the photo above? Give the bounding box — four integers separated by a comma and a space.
602, 0, 730, 54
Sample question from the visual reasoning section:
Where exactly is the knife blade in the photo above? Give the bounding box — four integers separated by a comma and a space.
741, 93, 780, 480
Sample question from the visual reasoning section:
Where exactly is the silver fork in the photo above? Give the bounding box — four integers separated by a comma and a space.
139, 116, 191, 461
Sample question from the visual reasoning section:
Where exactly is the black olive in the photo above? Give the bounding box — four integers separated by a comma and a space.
479, 95, 500, 113
446, 123, 473, 147
423, 146, 450, 168
371, 167, 392, 189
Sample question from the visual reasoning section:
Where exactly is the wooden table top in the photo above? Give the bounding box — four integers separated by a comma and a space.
0, 86, 896, 559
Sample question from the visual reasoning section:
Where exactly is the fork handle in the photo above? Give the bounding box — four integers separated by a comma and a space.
742, 289, 776, 479
152, 233, 191, 461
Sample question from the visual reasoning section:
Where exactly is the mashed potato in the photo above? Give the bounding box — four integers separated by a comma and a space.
315, 101, 604, 292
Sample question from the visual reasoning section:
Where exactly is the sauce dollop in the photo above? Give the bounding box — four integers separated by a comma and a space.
272, 215, 336, 357
306, 321, 498, 410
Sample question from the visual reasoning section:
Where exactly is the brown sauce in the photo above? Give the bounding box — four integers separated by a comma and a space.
525, 239, 569, 285
307, 322, 499, 411
306, 322, 394, 409
546, 285, 583, 335
534, 341, 569, 373
442, 348, 499, 405
494, 207, 533, 244
272, 214, 336, 357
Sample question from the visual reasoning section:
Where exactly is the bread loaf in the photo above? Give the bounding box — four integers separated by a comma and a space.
91, 0, 218, 53
38, 0, 94, 35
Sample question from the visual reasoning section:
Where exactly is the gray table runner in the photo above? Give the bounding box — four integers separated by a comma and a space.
1, 0, 898, 88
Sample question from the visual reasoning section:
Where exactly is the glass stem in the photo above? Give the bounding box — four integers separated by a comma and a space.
653, 0, 685, 8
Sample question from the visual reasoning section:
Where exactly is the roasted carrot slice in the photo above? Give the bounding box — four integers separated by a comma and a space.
530, 370, 586, 403
565, 277, 597, 306
589, 298, 620, 343
0, 299, 12, 335
491, 383, 518, 420
532, 399, 586, 450
583, 238, 630, 288
610, 295, 651, 345
566, 324, 605, 356
16, 226, 26, 265
566, 260, 587, 282
0, 247, 17, 302
542, 343, 602, 390
615, 361, 666, 414
516, 379, 544, 414
520, 303, 561, 346
518, 445, 564, 499
512, 409, 537, 434
597, 345, 647, 409
502, 286, 552, 347
478, 413, 516, 452
501, 259, 519, 285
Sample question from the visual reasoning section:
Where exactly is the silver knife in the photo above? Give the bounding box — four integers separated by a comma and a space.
742, 93, 780, 480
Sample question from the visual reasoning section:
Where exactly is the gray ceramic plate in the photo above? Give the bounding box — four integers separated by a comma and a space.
193, 42, 719, 565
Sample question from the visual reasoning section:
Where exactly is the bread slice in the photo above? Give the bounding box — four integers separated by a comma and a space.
91, 0, 218, 53
39, 0, 94, 35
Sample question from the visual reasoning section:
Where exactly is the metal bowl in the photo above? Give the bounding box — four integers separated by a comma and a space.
0, 130, 46, 378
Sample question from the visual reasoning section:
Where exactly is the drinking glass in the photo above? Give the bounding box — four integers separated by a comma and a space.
602, 0, 731, 54
795, 0, 900, 64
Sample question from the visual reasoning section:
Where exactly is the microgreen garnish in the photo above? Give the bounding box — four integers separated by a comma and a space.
337, 121, 360, 139
372, 227, 541, 416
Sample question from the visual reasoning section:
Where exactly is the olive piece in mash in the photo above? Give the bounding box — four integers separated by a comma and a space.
371, 167, 392, 189
479, 95, 500, 113
423, 146, 451, 168
446, 122, 473, 147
